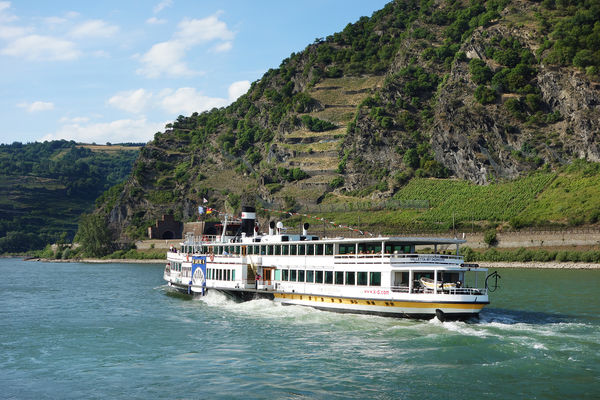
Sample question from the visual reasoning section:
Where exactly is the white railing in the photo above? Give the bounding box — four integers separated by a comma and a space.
390, 285, 486, 295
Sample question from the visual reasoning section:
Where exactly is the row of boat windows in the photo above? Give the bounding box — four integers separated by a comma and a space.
207, 268, 235, 281
193, 242, 414, 256
282, 270, 381, 286
170, 262, 182, 271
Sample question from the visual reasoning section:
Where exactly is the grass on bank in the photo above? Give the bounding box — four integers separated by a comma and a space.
461, 246, 600, 263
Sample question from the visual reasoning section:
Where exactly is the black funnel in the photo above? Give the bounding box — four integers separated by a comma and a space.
241, 206, 256, 236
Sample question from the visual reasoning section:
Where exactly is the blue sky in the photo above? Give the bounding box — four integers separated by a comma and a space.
0, 0, 390, 144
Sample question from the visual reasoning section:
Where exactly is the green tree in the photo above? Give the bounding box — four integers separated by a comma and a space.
75, 214, 113, 257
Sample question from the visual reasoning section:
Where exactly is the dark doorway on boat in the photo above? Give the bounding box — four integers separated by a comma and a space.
162, 230, 175, 239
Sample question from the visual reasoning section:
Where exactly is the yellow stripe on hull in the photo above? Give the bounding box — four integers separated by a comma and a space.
273, 293, 486, 311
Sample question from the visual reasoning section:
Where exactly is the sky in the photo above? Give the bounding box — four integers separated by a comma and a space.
0, 0, 390, 145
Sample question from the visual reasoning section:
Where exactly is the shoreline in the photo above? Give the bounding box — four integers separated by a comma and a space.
478, 261, 600, 269
23, 257, 600, 269
26, 257, 164, 264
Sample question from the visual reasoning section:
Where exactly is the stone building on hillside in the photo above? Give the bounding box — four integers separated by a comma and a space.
148, 214, 183, 239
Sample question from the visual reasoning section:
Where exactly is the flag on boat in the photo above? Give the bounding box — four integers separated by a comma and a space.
198, 206, 204, 215
206, 208, 213, 214
203, 197, 208, 203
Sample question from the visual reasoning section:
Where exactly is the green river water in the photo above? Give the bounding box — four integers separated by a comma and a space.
0, 258, 598, 399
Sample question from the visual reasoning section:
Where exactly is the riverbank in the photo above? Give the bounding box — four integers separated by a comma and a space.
479, 261, 600, 269
26, 257, 164, 264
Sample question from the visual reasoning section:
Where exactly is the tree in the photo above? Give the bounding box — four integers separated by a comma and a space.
75, 214, 113, 257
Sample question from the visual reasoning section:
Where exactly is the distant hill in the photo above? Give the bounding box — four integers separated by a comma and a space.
0, 141, 139, 253
95, 0, 600, 240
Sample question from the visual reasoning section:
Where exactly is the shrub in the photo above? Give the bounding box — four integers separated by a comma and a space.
483, 229, 498, 247
469, 59, 492, 84
474, 85, 497, 104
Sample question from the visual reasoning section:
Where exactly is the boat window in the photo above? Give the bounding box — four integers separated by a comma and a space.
338, 243, 355, 254
298, 244, 306, 255
227, 270, 231, 281
306, 270, 314, 283
282, 269, 289, 281
282, 245, 289, 256
357, 271, 368, 285
260, 246, 266, 255
316, 244, 324, 255
324, 271, 333, 284
267, 245, 273, 255
345, 272, 355, 285
307, 244, 314, 256
335, 271, 344, 284
275, 245, 281, 256
369, 272, 381, 286
325, 244, 333, 255
290, 269, 297, 282
415, 272, 433, 280
232, 270, 235, 281
385, 242, 407, 254
290, 245, 297, 256
315, 270, 324, 284
298, 270, 305, 282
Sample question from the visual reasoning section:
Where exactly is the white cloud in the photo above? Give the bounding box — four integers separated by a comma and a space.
137, 13, 234, 78
228, 80, 250, 102
59, 116, 90, 124
108, 89, 152, 114
0, 1, 17, 23
146, 17, 166, 25
136, 40, 196, 78
108, 80, 249, 117
0, 2, 25, 38
1, 34, 80, 60
213, 41, 232, 53
153, 0, 173, 14
17, 101, 55, 112
42, 118, 165, 144
0, 24, 27, 39
70, 19, 118, 38
175, 16, 234, 46
160, 87, 227, 115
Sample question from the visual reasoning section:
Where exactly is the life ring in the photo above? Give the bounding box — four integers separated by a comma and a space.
186, 254, 189, 262
202, 235, 208, 242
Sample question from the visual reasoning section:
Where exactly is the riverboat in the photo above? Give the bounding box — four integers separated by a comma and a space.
163, 207, 494, 321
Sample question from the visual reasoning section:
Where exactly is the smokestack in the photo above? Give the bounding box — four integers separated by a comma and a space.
269, 220, 275, 236
302, 222, 309, 236
241, 206, 256, 237
276, 221, 284, 235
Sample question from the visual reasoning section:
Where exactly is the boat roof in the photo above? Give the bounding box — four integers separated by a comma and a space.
240, 234, 466, 245
312, 236, 466, 245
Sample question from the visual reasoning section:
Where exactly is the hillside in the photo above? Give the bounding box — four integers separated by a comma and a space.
0, 141, 139, 253
97, 0, 600, 241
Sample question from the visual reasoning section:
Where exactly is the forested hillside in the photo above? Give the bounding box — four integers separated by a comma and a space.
0, 141, 139, 253
97, 0, 600, 241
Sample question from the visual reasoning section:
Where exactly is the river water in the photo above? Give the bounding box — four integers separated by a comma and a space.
1, 258, 598, 399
